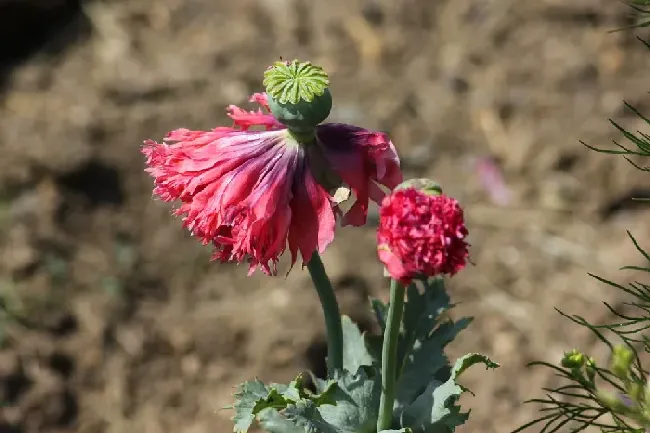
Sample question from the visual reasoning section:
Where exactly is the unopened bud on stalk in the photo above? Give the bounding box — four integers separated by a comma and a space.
585, 357, 597, 385
561, 349, 586, 369
611, 345, 634, 380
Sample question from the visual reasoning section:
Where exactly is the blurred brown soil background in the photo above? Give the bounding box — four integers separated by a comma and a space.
1, 0, 650, 432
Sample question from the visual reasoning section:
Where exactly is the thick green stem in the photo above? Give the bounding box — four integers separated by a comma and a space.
377, 280, 406, 432
307, 252, 343, 376
287, 127, 316, 144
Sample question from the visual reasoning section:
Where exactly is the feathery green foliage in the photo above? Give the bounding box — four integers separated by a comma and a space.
514, 232, 650, 433
515, 5, 650, 431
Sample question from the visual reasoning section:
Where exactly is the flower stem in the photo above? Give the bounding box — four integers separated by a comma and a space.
306, 252, 343, 376
377, 279, 405, 432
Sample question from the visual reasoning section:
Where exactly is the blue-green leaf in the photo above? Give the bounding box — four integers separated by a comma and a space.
342, 315, 375, 373
395, 279, 472, 408
232, 374, 334, 433
257, 408, 307, 433
398, 280, 452, 371
285, 400, 340, 433
396, 318, 472, 407
372, 298, 389, 331
317, 367, 382, 433
232, 380, 282, 433
400, 353, 499, 433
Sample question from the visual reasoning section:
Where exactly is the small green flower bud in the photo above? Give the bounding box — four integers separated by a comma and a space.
598, 390, 635, 413
611, 345, 635, 379
561, 349, 586, 369
395, 178, 443, 196
628, 383, 643, 404
263, 60, 332, 134
585, 357, 597, 385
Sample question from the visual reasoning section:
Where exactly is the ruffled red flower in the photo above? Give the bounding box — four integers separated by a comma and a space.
377, 188, 469, 285
142, 93, 402, 275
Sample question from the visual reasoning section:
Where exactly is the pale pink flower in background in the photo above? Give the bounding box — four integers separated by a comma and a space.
474, 156, 511, 205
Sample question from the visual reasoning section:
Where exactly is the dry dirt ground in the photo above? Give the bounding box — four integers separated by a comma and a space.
1, 0, 650, 432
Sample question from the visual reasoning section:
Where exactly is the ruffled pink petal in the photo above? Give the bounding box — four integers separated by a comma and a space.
377, 246, 411, 286
227, 92, 284, 131
377, 188, 469, 282
142, 128, 301, 275
287, 158, 337, 269
249, 92, 271, 111
316, 123, 403, 227
362, 131, 402, 189
227, 105, 282, 131
241, 149, 299, 274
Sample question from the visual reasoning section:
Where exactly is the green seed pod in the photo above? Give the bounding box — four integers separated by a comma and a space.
266, 90, 332, 134
263, 60, 332, 134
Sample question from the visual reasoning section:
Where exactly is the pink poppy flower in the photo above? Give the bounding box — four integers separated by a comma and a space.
377, 188, 469, 285
143, 93, 402, 275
